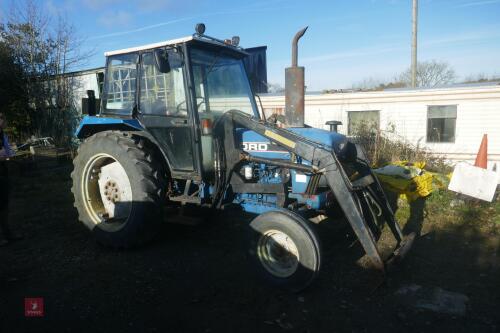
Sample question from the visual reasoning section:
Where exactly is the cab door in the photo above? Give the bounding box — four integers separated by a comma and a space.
137, 48, 201, 180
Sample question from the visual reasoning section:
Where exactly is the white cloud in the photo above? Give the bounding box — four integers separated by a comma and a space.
90, 16, 194, 40
138, 0, 175, 11
269, 24, 500, 67
268, 44, 403, 67
455, 0, 500, 8
83, 0, 180, 12
422, 27, 500, 47
98, 10, 132, 28
267, 25, 500, 90
45, 0, 75, 16
88, 3, 291, 40
83, 0, 121, 10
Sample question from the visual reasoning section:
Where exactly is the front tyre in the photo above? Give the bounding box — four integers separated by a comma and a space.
71, 131, 166, 248
248, 210, 321, 292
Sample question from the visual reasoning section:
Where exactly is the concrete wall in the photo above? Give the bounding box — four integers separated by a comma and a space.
258, 85, 500, 169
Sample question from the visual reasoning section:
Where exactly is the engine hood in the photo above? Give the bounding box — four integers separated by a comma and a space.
287, 127, 348, 154
237, 126, 348, 160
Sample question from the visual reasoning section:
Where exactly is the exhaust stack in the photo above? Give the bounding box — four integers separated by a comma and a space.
285, 27, 308, 127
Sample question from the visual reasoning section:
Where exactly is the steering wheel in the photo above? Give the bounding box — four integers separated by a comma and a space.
175, 97, 206, 114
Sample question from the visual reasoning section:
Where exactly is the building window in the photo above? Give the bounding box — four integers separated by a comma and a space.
427, 105, 457, 143
348, 110, 380, 135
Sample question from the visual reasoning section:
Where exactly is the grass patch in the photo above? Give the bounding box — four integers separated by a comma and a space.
395, 189, 500, 231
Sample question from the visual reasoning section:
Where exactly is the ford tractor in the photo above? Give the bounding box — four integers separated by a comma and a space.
71, 24, 414, 291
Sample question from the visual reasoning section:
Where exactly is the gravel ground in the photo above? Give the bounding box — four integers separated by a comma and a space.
0, 156, 498, 332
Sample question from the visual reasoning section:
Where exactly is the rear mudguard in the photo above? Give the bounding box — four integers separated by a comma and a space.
74, 116, 178, 178
75, 116, 143, 139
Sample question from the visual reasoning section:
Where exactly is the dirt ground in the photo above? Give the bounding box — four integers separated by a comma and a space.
0, 154, 499, 333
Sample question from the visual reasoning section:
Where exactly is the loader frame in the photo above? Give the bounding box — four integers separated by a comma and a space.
214, 110, 415, 272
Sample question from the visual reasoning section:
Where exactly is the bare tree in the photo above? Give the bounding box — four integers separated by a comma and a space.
1, 0, 93, 144
352, 77, 406, 91
398, 60, 456, 88
461, 73, 500, 84
266, 82, 285, 94
0, 28, 29, 141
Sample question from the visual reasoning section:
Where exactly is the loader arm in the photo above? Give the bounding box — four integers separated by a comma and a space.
216, 110, 415, 272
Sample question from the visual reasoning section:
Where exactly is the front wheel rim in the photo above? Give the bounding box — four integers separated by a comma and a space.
257, 229, 300, 278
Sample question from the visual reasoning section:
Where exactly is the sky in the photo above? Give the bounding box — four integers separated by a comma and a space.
1, 0, 499, 91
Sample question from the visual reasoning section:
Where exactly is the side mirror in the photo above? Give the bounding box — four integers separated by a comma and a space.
154, 48, 183, 73
154, 49, 171, 73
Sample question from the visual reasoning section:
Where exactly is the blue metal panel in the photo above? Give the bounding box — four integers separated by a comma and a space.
75, 116, 143, 138
237, 128, 348, 195
239, 130, 267, 142
234, 191, 329, 213
239, 202, 279, 215
288, 127, 347, 153
290, 169, 310, 193
237, 129, 291, 159
238, 127, 348, 157
233, 193, 280, 214
288, 191, 329, 210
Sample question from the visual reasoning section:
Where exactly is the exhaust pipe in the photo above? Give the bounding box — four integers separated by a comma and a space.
285, 27, 308, 127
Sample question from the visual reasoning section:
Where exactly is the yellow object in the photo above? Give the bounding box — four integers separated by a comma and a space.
264, 130, 296, 148
373, 161, 447, 202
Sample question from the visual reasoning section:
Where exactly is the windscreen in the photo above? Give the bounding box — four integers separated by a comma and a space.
190, 47, 257, 117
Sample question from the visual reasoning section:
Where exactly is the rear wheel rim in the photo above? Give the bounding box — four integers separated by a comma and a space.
81, 153, 132, 227
257, 229, 300, 278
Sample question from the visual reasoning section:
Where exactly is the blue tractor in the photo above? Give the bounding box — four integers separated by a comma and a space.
72, 24, 414, 291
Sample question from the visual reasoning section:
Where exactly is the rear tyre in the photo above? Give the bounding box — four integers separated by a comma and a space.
71, 131, 166, 248
248, 210, 321, 292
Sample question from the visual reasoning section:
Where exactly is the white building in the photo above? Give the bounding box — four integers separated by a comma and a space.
67, 67, 500, 169
259, 83, 500, 169
63, 67, 104, 113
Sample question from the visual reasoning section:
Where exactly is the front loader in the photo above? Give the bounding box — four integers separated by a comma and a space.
71, 24, 414, 291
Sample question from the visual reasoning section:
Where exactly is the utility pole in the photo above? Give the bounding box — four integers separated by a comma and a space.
411, 0, 418, 88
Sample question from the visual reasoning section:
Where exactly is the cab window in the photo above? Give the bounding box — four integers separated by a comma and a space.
140, 49, 187, 117
102, 53, 138, 114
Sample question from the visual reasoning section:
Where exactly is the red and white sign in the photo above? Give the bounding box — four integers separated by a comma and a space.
24, 298, 44, 317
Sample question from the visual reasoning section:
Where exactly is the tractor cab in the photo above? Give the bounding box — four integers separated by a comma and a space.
95, 26, 259, 180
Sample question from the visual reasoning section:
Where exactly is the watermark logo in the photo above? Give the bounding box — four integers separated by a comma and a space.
24, 298, 44, 317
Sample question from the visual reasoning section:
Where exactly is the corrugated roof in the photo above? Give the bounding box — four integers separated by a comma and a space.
383, 81, 500, 92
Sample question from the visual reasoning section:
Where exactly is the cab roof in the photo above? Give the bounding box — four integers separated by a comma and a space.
104, 34, 245, 57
